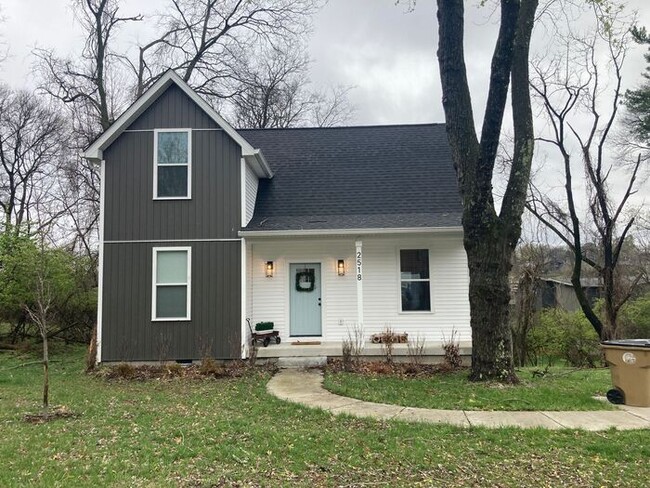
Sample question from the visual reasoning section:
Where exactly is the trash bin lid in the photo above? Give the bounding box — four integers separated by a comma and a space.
601, 339, 650, 347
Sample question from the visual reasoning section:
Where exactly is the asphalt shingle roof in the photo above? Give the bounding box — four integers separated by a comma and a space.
239, 124, 462, 232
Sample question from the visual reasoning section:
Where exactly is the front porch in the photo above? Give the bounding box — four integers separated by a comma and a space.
255, 340, 472, 365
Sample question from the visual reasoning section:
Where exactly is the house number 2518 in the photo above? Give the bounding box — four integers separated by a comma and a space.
356, 251, 362, 281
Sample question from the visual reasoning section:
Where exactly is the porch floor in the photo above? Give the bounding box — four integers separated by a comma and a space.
255, 341, 472, 363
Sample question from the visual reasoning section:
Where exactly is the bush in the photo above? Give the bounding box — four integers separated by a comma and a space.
617, 293, 650, 339
528, 308, 601, 367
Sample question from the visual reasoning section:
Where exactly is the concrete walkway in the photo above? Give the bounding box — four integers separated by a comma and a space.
267, 369, 650, 430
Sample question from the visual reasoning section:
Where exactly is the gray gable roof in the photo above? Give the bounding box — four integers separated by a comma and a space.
239, 124, 462, 232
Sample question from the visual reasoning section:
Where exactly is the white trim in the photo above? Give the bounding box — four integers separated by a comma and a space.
355, 240, 363, 327
105, 238, 241, 244
83, 70, 260, 162
153, 128, 192, 199
241, 237, 247, 359
151, 246, 192, 321
240, 226, 463, 238
96, 160, 106, 364
397, 248, 434, 314
240, 157, 246, 227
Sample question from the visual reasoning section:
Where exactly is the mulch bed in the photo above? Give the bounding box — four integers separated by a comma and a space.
326, 358, 466, 378
23, 405, 79, 424
93, 360, 278, 382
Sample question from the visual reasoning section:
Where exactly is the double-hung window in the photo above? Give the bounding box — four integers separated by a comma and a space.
400, 249, 431, 312
152, 247, 191, 321
154, 129, 191, 199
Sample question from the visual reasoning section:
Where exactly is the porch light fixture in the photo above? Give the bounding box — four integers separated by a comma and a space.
265, 261, 274, 278
337, 259, 345, 276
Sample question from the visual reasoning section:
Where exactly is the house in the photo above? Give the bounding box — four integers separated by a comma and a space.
83, 70, 471, 363
538, 277, 602, 312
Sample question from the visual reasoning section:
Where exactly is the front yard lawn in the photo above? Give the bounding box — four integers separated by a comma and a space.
323, 366, 616, 411
1, 345, 648, 487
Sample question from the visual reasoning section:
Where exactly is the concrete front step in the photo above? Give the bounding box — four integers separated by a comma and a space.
276, 356, 328, 368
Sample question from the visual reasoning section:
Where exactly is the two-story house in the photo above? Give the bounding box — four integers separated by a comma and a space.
84, 70, 470, 363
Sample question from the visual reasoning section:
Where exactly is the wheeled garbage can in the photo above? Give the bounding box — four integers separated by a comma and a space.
601, 339, 650, 407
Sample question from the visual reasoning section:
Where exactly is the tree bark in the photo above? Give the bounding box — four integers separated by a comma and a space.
437, 0, 538, 381
42, 327, 49, 409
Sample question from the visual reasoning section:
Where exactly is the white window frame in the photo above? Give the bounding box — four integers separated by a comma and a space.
398, 248, 432, 313
153, 128, 192, 200
151, 246, 192, 321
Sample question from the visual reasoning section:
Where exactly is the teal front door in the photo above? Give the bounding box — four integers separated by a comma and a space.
290, 263, 322, 337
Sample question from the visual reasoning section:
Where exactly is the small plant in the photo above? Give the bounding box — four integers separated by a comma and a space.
342, 322, 364, 372
85, 325, 97, 372
380, 326, 395, 364
198, 356, 223, 376
407, 333, 426, 366
442, 328, 462, 370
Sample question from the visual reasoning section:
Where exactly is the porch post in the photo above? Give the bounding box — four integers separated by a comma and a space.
355, 239, 363, 327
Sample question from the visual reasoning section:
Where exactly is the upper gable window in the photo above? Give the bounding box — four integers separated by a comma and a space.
154, 129, 191, 199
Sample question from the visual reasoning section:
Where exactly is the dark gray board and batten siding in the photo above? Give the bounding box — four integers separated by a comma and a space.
101, 84, 243, 361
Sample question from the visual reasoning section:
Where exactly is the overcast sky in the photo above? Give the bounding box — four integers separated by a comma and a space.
1, 0, 649, 216
1, 0, 648, 124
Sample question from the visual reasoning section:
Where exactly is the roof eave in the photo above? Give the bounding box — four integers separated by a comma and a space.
244, 149, 273, 178
239, 226, 463, 238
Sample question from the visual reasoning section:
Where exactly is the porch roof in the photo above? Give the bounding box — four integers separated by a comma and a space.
239, 124, 462, 232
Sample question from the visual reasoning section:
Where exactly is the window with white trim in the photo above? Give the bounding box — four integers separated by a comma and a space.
400, 249, 431, 312
152, 247, 191, 320
154, 129, 191, 198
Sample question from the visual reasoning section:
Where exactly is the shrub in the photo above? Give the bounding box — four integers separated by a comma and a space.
529, 308, 601, 367
442, 329, 462, 370
617, 293, 650, 339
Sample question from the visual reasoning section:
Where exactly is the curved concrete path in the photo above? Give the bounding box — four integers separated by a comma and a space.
267, 369, 650, 431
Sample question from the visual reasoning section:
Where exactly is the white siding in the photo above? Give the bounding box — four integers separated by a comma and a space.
248, 233, 470, 344
244, 163, 259, 225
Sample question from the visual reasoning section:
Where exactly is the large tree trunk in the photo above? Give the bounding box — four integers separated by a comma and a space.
466, 231, 517, 381
437, 0, 537, 382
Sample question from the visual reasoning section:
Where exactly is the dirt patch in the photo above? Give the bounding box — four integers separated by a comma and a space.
23, 405, 79, 424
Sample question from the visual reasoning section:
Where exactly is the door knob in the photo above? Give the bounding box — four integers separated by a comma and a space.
318, 297, 321, 306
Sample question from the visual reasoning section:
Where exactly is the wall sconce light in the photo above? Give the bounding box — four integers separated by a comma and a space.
337, 259, 345, 276
265, 261, 274, 278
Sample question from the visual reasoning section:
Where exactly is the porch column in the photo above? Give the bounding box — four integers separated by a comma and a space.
355, 239, 363, 327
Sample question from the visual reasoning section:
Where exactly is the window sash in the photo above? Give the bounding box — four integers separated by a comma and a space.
154, 129, 191, 199
152, 247, 191, 321
399, 249, 431, 312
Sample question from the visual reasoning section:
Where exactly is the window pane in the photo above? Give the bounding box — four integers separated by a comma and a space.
157, 251, 187, 284
156, 285, 188, 318
401, 281, 431, 311
400, 249, 430, 279
158, 166, 188, 197
157, 132, 188, 165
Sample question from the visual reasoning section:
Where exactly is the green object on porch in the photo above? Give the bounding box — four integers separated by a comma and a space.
255, 322, 274, 332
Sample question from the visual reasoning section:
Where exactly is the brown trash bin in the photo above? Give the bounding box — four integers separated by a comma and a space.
601, 339, 650, 407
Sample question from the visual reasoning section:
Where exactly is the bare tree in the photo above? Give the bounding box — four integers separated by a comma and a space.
35, 0, 142, 135
526, 2, 643, 340
436, 0, 538, 381
33, 0, 141, 258
231, 44, 354, 128
133, 0, 320, 99
0, 87, 67, 235
511, 237, 549, 366
24, 244, 54, 409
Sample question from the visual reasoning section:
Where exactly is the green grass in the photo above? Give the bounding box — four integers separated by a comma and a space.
324, 367, 617, 411
1, 345, 648, 487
